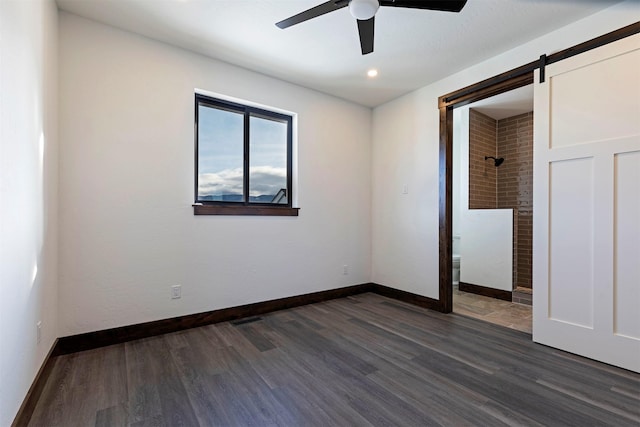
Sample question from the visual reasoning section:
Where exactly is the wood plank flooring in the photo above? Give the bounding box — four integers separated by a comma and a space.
28, 293, 640, 426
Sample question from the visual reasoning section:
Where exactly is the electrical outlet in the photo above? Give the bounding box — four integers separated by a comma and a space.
171, 285, 182, 299
37, 321, 42, 344
343, 265, 349, 275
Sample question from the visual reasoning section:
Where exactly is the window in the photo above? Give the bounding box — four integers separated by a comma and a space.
194, 94, 298, 216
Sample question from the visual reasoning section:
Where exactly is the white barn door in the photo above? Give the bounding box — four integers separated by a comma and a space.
533, 33, 640, 372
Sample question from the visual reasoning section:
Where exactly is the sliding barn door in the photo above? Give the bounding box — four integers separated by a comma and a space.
533, 33, 640, 372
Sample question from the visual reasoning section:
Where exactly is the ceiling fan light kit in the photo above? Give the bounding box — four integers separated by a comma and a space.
349, 0, 380, 20
276, 0, 468, 55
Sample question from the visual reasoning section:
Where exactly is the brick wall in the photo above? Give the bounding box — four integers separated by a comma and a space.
497, 112, 533, 289
469, 109, 497, 209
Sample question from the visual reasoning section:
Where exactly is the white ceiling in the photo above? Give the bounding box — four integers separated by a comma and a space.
55, 0, 623, 107
470, 84, 533, 120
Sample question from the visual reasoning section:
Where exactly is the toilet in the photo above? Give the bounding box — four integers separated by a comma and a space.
452, 254, 461, 285
452, 235, 461, 285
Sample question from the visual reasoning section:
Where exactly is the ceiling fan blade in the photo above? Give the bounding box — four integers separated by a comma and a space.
357, 17, 375, 55
276, 0, 349, 29
379, 0, 468, 12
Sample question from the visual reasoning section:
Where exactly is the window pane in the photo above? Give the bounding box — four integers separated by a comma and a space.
249, 115, 288, 204
198, 105, 245, 202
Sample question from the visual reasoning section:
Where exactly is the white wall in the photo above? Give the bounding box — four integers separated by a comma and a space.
371, 1, 640, 298
452, 108, 462, 240
453, 106, 469, 242
461, 210, 513, 291
58, 13, 372, 336
0, 0, 58, 424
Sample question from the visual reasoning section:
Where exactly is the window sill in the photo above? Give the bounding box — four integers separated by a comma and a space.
193, 204, 299, 216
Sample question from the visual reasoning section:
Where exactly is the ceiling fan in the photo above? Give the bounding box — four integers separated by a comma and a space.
276, 0, 468, 55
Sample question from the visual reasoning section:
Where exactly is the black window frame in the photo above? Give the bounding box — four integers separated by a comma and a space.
193, 93, 298, 216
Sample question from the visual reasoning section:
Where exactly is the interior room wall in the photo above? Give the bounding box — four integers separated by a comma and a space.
371, 1, 638, 299
460, 209, 513, 291
452, 112, 462, 241
453, 107, 470, 241
58, 13, 372, 337
0, 0, 58, 424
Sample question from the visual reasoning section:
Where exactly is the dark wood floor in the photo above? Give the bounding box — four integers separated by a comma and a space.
29, 293, 640, 426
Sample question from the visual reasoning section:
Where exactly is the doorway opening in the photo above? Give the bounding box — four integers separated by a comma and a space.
451, 85, 534, 333
437, 68, 534, 316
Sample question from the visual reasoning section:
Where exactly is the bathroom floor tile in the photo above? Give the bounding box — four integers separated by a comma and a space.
453, 288, 532, 334
454, 302, 494, 316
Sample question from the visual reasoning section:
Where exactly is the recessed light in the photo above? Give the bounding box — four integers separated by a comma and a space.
367, 69, 378, 78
